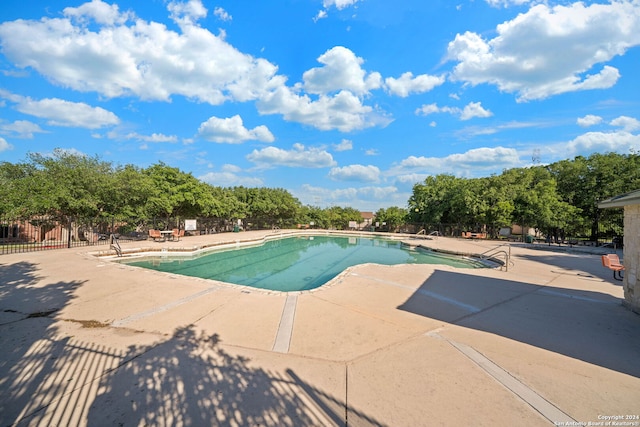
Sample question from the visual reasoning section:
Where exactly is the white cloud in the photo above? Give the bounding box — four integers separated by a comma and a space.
198, 115, 275, 144
213, 7, 232, 21
0, 120, 46, 139
447, 2, 640, 101
63, 0, 134, 25
246, 143, 336, 168
610, 116, 640, 132
485, 0, 532, 7
567, 130, 640, 155
392, 146, 521, 178
577, 114, 603, 127
333, 139, 353, 151
313, 10, 328, 22
122, 132, 178, 143
168, 0, 208, 26
322, 0, 361, 10
328, 164, 380, 182
301, 46, 382, 96
199, 168, 263, 187
385, 72, 445, 97
0, 137, 13, 152
460, 102, 493, 120
0, 0, 283, 105
295, 183, 406, 211
257, 86, 391, 132
5, 94, 120, 129
415, 102, 492, 121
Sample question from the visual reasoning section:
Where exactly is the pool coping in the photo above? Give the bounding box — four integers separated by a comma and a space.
92, 230, 498, 295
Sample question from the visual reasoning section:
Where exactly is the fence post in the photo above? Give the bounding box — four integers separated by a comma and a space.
68, 217, 74, 248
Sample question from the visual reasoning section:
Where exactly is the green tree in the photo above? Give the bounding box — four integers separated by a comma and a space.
143, 163, 217, 226
20, 149, 114, 219
374, 206, 407, 232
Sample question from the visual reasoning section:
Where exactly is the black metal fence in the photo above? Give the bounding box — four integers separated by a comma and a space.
0, 215, 145, 255
1, 213, 624, 255
0, 214, 248, 255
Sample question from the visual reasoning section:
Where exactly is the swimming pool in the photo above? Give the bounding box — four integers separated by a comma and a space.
124, 235, 485, 292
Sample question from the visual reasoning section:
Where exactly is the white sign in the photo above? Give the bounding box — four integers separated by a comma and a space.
348, 221, 357, 229
185, 219, 197, 231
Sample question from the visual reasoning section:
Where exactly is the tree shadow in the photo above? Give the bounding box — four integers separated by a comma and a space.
85, 326, 385, 426
398, 270, 640, 378
0, 260, 85, 425
514, 249, 622, 284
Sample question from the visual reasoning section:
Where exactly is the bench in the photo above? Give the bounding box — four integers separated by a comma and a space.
601, 254, 624, 281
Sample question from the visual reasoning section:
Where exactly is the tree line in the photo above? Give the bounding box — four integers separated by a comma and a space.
1, 149, 637, 239
0, 149, 365, 231
407, 152, 639, 240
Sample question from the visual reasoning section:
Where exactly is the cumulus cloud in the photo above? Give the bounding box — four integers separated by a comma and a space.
577, 114, 603, 127
1, 92, 120, 129
333, 139, 353, 151
415, 102, 492, 121
328, 164, 380, 182
485, 0, 532, 7
301, 46, 382, 96
0, 0, 283, 105
610, 115, 640, 132
168, 0, 208, 26
322, 0, 361, 10
63, 0, 134, 25
0, 137, 13, 152
447, 1, 640, 101
385, 72, 445, 97
295, 183, 406, 211
567, 131, 640, 155
199, 165, 264, 187
213, 7, 232, 21
0, 4, 399, 133
246, 143, 336, 168
391, 146, 521, 178
0, 120, 46, 139
120, 132, 178, 143
198, 115, 275, 144
257, 86, 391, 132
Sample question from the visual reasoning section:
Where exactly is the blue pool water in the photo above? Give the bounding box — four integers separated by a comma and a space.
125, 235, 484, 292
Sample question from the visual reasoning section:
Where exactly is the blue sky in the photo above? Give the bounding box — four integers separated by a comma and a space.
1, 0, 639, 211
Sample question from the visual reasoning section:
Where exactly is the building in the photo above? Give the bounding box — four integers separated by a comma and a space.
598, 189, 640, 313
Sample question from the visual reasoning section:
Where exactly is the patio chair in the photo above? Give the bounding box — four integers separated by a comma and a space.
149, 229, 164, 242
601, 254, 624, 281
171, 228, 185, 242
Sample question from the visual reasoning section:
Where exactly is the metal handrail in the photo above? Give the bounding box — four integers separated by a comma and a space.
110, 234, 122, 257
480, 244, 512, 271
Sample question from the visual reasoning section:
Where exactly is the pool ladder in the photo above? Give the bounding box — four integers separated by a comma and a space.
479, 244, 513, 272
110, 234, 122, 257
416, 229, 440, 239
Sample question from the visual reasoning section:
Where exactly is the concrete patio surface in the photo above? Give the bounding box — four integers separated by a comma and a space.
1, 230, 639, 426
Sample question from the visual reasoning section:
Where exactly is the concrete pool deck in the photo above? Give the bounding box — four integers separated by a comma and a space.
1, 230, 639, 426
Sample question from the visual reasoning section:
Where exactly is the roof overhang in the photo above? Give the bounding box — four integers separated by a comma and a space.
598, 189, 640, 209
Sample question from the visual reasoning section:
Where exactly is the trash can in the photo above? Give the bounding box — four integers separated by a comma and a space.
525, 235, 534, 243
233, 225, 240, 233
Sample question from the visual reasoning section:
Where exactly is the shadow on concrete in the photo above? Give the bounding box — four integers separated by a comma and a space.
398, 270, 640, 378
84, 326, 385, 426
0, 260, 85, 425
513, 251, 623, 284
